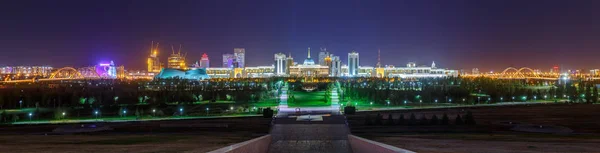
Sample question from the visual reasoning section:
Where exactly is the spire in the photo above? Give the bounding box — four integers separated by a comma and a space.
376, 49, 382, 68
432, 61, 436, 68
307, 47, 311, 58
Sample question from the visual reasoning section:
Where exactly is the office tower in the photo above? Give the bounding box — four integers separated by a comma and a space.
318, 48, 330, 66
147, 41, 163, 72
234, 48, 245, 68
199, 53, 209, 68
222, 54, 235, 68
348, 51, 359, 76
286, 53, 294, 74
331, 55, 341, 77
274, 53, 287, 75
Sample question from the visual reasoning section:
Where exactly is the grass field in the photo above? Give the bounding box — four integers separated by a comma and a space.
287, 91, 331, 107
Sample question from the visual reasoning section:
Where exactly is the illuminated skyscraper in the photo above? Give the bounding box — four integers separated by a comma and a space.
318, 48, 330, 66
147, 41, 163, 72
199, 53, 210, 68
331, 55, 341, 77
286, 53, 294, 74
167, 45, 186, 69
274, 53, 287, 75
234, 48, 245, 68
222, 54, 235, 68
348, 51, 359, 76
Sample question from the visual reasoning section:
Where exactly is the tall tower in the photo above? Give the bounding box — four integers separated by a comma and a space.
147, 41, 163, 73
431, 61, 436, 68
199, 53, 210, 68
348, 51, 359, 76
274, 53, 287, 75
331, 55, 341, 77
376, 49, 382, 68
234, 48, 245, 68
318, 48, 330, 66
286, 52, 294, 74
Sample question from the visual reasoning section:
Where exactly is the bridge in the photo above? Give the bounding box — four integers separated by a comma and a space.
463, 67, 561, 80
1, 67, 105, 83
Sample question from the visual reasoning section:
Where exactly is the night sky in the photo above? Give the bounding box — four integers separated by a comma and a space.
1, 0, 599, 71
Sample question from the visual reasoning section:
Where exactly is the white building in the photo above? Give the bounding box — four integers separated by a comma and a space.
274, 53, 287, 75
348, 51, 359, 76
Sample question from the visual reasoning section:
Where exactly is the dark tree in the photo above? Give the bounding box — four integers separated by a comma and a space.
386, 114, 394, 126
365, 114, 373, 126
441, 113, 449, 125
419, 115, 428, 125
455, 114, 464, 125
464, 111, 476, 125
430, 114, 439, 125
409, 113, 417, 125
375, 113, 383, 125
396, 114, 405, 125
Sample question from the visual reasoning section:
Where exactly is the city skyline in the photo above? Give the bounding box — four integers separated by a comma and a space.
1, 0, 599, 71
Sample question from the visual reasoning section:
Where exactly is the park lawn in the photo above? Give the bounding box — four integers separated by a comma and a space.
288, 91, 331, 107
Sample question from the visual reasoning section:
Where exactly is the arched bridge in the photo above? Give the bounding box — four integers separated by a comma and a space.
1, 66, 107, 83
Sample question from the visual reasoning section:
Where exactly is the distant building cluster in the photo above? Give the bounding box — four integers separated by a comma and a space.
145, 44, 458, 79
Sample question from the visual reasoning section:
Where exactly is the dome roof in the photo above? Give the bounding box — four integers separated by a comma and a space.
303, 58, 315, 65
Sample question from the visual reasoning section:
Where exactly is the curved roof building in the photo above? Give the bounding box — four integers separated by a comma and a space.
154, 68, 210, 80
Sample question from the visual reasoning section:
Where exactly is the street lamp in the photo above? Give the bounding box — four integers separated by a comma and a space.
206, 107, 210, 116
94, 111, 99, 119
179, 108, 184, 116
28, 113, 32, 121
152, 109, 156, 116
123, 110, 127, 117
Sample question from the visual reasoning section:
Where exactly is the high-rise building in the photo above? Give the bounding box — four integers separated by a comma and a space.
331, 55, 341, 77
147, 41, 163, 72
286, 53, 294, 74
167, 45, 186, 69
318, 48, 330, 66
222, 54, 235, 68
234, 48, 245, 68
199, 53, 210, 68
348, 51, 359, 76
274, 53, 287, 75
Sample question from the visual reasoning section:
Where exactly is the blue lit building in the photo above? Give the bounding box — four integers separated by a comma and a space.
154, 68, 210, 80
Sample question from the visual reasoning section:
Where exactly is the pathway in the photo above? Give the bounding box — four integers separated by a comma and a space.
269, 82, 351, 153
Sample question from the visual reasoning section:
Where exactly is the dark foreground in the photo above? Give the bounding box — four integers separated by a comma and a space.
0, 117, 271, 153
349, 103, 600, 153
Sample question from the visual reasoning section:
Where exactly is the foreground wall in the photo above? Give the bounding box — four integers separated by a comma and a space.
348, 134, 415, 153
208, 135, 271, 153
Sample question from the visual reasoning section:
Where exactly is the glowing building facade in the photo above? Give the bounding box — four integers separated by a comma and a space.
222, 54, 235, 68
155, 68, 210, 80
288, 48, 330, 77
234, 48, 245, 68
274, 53, 287, 75
348, 51, 359, 76
96, 61, 118, 79
199, 53, 210, 68
147, 41, 163, 73
167, 50, 186, 69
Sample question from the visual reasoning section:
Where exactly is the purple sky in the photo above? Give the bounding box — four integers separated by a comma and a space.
1, 0, 599, 72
